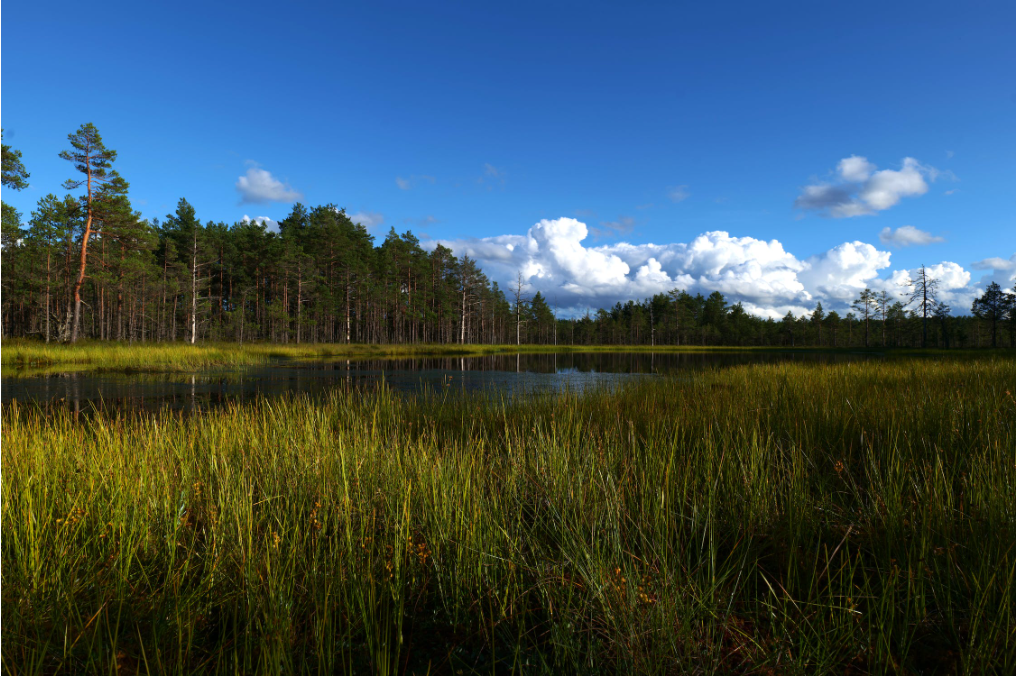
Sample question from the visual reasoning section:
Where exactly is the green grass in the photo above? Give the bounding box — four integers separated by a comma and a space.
2, 339, 512, 371
2, 355, 1014, 674
6, 338, 979, 374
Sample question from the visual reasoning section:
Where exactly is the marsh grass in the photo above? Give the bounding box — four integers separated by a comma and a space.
4, 338, 973, 373
2, 356, 1014, 673
1, 339, 502, 371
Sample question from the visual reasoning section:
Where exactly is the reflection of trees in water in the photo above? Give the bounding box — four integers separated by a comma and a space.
331, 351, 857, 375
4, 352, 868, 416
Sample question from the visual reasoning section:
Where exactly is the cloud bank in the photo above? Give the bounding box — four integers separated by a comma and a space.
426, 217, 994, 318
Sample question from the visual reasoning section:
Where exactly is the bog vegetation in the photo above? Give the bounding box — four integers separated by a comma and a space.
2, 355, 1014, 674
0, 338, 928, 373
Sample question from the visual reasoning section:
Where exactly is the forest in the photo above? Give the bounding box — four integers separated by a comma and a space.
2, 124, 1015, 349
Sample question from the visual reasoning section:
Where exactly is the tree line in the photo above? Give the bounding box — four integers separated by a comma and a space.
1, 124, 1015, 348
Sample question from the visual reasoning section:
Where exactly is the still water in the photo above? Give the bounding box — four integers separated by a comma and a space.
2, 351, 862, 414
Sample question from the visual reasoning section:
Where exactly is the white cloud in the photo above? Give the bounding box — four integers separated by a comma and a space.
926, 261, 971, 290
972, 254, 1017, 289
799, 241, 892, 303
859, 158, 928, 211
427, 218, 812, 316
236, 167, 303, 204
972, 256, 1015, 272
668, 185, 690, 202
875, 261, 974, 309
395, 177, 411, 190
796, 156, 939, 217
349, 211, 385, 229
879, 225, 945, 247
838, 155, 876, 182
241, 214, 280, 232
426, 217, 997, 316
483, 163, 504, 178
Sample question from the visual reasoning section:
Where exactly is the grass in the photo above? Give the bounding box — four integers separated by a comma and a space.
1, 354, 1014, 674
3, 338, 972, 374
1, 339, 508, 371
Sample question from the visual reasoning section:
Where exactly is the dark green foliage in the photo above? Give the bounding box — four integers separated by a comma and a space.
971, 282, 1011, 348
1, 129, 30, 190
59, 123, 125, 342
0, 126, 1013, 348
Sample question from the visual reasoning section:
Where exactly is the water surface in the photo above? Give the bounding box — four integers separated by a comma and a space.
2, 351, 864, 414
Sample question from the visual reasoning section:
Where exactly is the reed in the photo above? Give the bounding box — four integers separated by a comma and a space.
5, 338, 976, 373
2, 355, 1014, 674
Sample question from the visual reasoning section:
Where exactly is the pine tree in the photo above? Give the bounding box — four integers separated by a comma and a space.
852, 288, 877, 348
1, 132, 30, 336
26, 195, 78, 342
971, 282, 1009, 348
810, 302, 824, 345
1, 129, 30, 190
59, 123, 124, 342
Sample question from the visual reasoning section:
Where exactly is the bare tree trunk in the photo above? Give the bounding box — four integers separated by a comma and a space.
460, 285, 467, 344
345, 271, 351, 343
69, 212, 93, 342
189, 228, 198, 344
45, 252, 51, 343
297, 268, 303, 344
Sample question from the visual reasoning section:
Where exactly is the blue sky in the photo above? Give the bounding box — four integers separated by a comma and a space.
3, 1, 1015, 316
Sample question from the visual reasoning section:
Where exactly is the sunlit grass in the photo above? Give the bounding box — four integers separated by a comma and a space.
6, 338, 985, 373
2, 355, 1014, 673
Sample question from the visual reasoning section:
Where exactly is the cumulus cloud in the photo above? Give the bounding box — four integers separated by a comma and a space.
425, 217, 995, 316
973, 256, 1015, 272
838, 155, 876, 182
349, 211, 385, 230
972, 254, 1017, 289
879, 225, 945, 247
241, 214, 280, 232
668, 185, 690, 202
873, 261, 974, 309
427, 218, 811, 317
236, 167, 303, 204
798, 242, 892, 304
925, 261, 971, 290
796, 156, 940, 217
